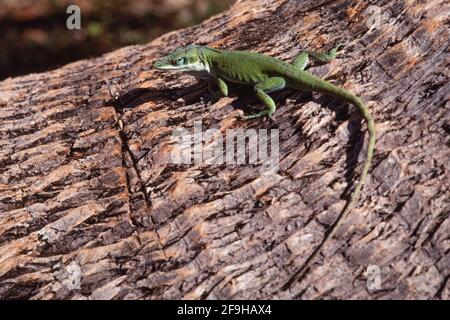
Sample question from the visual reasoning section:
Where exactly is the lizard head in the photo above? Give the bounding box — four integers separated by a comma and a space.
153, 45, 208, 72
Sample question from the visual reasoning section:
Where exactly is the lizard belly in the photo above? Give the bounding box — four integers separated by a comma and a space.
216, 67, 268, 85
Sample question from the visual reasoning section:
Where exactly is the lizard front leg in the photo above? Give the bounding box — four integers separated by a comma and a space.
216, 77, 228, 96
208, 77, 228, 100
243, 77, 286, 119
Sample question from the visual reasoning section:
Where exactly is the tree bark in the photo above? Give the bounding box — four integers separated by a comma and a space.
0, 0, 448, 300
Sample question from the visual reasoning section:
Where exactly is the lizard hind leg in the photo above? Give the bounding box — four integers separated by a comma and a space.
292, 52, 309, 70
243, 77, 286, 119
292, 43, 343, 70
307, 43, 343, 63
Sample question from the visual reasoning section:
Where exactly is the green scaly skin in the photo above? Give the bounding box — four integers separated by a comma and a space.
154, 44, 376, 285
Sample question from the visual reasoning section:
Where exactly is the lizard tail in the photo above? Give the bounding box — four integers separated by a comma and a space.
283, 83, 376, 290
332, 92, 376, 236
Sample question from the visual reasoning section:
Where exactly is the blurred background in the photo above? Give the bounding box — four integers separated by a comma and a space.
0, 0, 235, 80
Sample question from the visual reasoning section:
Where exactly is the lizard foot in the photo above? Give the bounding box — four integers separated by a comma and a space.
242, 110, 274, 120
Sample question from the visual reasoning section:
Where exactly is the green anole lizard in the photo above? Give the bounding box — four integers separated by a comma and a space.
154, 44, 376, 285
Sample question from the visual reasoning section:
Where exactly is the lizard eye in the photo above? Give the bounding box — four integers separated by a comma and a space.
174, 57, 185, 65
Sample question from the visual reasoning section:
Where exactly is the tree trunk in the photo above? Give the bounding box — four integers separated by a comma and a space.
0, 0, 448, 300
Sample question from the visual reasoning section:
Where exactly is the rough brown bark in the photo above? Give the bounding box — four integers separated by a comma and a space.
0, 0, 449, 300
